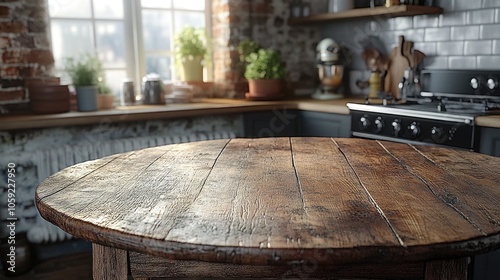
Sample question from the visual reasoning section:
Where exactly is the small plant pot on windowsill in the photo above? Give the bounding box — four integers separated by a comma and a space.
246, 79, 284, 100
75, 86, 98, 112
97, 94, 115, 110
181, 56, 204, 82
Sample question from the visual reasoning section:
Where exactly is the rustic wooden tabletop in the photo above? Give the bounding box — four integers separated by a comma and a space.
36, 137, 500, 280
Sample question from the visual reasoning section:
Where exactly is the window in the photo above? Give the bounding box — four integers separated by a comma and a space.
47, 0, 209, 97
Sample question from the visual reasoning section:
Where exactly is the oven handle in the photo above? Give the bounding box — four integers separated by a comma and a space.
353, 132, 438, 147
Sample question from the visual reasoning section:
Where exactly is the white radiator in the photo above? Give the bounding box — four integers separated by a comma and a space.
22, 131, 236, 243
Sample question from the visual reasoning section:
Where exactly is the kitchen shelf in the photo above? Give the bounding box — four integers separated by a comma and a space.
288, 5, 443, 24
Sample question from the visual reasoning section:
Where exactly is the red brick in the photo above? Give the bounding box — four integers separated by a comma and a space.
0, 89, 24, 102
0, 6, 10, 17
27, 49, 54, 64
2, 49, 26, 64
0, 36, 10, 48
1, 66, 19, 77
0, 21, 25, 33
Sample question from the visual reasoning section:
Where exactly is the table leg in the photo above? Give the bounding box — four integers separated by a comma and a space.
92, 243, 128, 280
424, 257, 470, 280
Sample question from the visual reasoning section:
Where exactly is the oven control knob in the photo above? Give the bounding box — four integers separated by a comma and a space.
470, 77, 485, 90
374, 117, 384, 133
408, 122, 420, 138
360, 116, 371, 131
431, 127, 446, 143
470, 77, 480, 90
487, 78, 498, 90
392, 119, 401, 136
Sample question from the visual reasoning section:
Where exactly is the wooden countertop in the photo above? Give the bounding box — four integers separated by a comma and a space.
36, 138, 500, 279
1, 98, 500, 130
0, 98, 360, 131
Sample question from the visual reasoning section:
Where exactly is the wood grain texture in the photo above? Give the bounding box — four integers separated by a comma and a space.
36, 138, 500, 268
92, 244, 127, 280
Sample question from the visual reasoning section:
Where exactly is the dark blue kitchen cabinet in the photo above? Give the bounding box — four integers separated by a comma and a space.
479, 127, 500, 157
299, 111, 351, 138
243, 110, 351, 138
243, 110, 301, 137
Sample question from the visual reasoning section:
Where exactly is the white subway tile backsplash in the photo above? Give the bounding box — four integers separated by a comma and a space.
437, 41, 464, 55
423, 56, 448, 69
388, 17, 413, 31
480, 24, 500, 39
495, 9, 500, 23
453, 0, 482, 11
493, 40, 500, 54
467, 9, 495, 25
425, 27, 451, 41
415, 42, 437, 56
402, 29, 426, 43
464, 40, 492, 55
413, 15, 440, 28
439, 12, 467, 26
450, 26, 480, 40
449, 56, 477, 69
483, 0, 500, 8
477, 55, 500, 69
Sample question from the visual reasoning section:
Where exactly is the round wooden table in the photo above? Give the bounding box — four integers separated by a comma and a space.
36, 138, 500, 280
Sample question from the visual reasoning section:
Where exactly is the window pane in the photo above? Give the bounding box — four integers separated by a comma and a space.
174, 11, 205, 32
48, 0, 91, 18
141, 0, 171, 8
145, 55, 172, 80
103, 69, 127, 96
173, 0, 205, 10
50, 19, 94, 68
96, 21, 126, 68
142, 10, 172, 51
93, 0, 124, 19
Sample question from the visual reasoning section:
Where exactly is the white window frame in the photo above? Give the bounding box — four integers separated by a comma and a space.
47, 0, 212, 97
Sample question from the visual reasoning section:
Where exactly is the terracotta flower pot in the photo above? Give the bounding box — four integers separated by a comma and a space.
97, 94, 115, 110
247, 79, 284, 100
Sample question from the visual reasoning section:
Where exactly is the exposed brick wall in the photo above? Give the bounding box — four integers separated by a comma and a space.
212, 0, 321, 98
0, 0, 54, 103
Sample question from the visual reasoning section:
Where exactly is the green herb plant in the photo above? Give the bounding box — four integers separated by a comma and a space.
64, 53, 104, 87
174, 27, 207, 61
244, 49, 285, 80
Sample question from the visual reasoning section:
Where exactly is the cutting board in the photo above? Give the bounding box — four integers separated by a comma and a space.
385, 36, 409, 99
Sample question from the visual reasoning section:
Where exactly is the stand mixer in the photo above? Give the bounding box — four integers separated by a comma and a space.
312, 38, 344, 100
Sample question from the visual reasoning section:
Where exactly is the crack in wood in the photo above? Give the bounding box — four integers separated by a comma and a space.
331, 138, 406, 247
401, 143, 488, 236
36, 154, 123, 202
289, 137, 308, 216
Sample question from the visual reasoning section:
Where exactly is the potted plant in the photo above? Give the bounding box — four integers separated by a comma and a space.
244, 48, 286, 99
65, 53, 102, 111
97, 81, 115, 110
174, 27, 207, 82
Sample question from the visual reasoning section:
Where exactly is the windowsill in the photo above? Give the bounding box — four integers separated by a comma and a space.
0, 98, 361, 131
1, 97, 500, 130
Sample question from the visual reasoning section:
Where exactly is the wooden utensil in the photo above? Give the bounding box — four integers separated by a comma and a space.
385, 36, 409, 98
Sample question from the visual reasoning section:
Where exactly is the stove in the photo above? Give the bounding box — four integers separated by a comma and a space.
347, 70, 500, 151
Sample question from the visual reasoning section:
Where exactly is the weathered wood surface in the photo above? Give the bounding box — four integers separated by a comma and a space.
36, 138, 500, 266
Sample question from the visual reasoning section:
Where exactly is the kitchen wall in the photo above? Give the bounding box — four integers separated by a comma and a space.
212, 0, 321, 98
0, 0, 53, 103
322, 0, 500, 71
